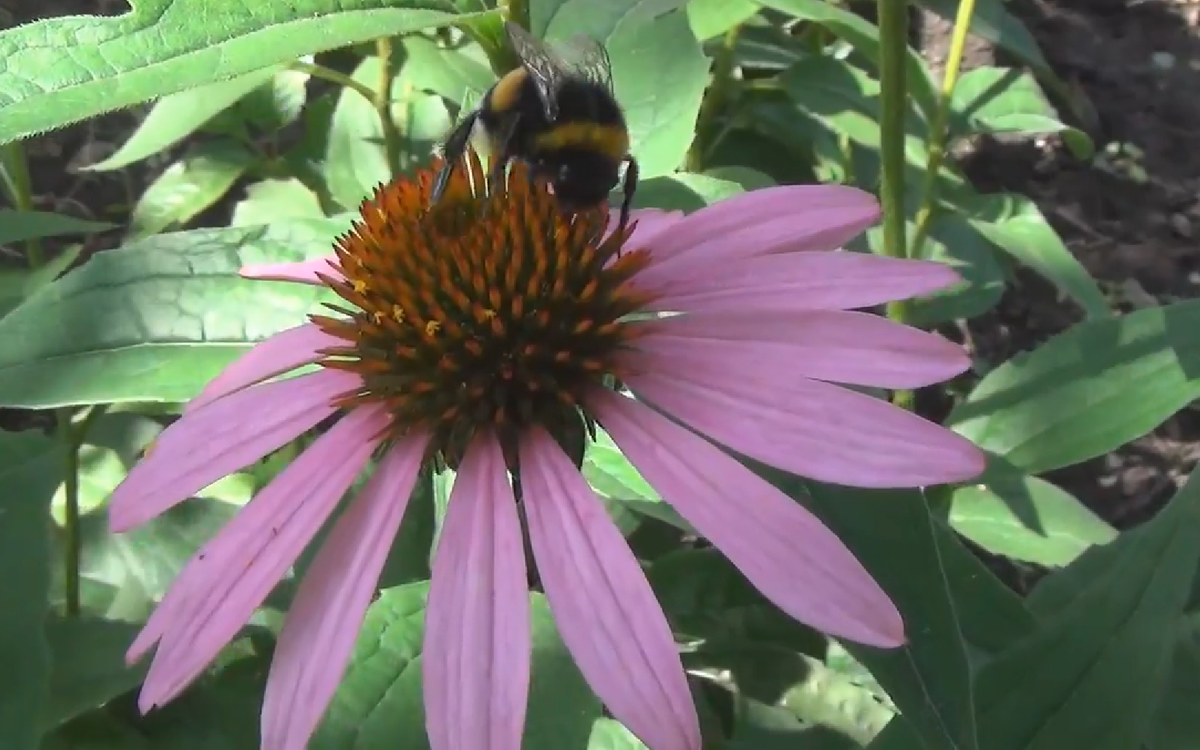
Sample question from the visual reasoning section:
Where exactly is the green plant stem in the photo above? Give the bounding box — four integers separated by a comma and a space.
61, 405, 107, 616
375, 37, 403, 177
502, 0, 530, 30
686, 24, 742, 172
910, 0, 976, 260
288, 61, 377, 106
877, 0, 913, 411
0, 142, 43, 267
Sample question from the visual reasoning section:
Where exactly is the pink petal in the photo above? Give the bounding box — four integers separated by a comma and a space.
629, 311, 969, 389
640, 251, 961, 313
609, 208, 684, 248
520, 428, 700, 750
109, 369, 360, 532
241, 254, 342, 285
262, 432, 430, 750
591, 389, 904, 647
424, 437, 530, 750
187, 323, 344, 413
640, 185, 879, 281
622, 363, 984, 489
134, 405, 388, 711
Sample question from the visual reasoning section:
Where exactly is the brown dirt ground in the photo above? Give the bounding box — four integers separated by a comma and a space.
4, 0, 1200, 579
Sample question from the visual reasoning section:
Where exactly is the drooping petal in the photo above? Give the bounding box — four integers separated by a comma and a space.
591, 389, 904, 647
186, 324, 344, 413
640, 250, 961, 313
638, 185, 879, 281
240, 255, 342, 285
424, 437, 530, 750
262, 432, 430, 750
629, 311, 969, 389
109, 369, 360, 532
622, 364, 984, 488
521, 428, 700, 750
135, 406, 389, 711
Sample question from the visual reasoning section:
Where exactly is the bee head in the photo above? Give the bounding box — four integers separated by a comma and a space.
548, 151, 620, 213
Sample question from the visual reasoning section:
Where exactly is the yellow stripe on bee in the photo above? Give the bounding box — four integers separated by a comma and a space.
488, 69, 528, 113
534, 123, 629, 159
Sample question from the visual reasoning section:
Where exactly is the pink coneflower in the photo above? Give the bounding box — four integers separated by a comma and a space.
109, 154, 983, 750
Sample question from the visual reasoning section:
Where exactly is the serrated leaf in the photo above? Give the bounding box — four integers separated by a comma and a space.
950, 458, 1116, 567
0, 1, 468, 145
85, 66, 281, 172
0, 429, 62, 750
948, 298, 1200, 474
973, 463, 1200, 750
0, 219, 347, 408
127, 140, 258, 240
0, 209, 113, 245
315, 583, 602, 749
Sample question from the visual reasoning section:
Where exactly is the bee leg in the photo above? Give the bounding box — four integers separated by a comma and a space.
616, 156, 640, 252
430, 111, 478, 206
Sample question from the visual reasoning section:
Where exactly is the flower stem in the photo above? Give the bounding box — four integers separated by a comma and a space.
909, 0, 976, 260
288, 60, 377, 106
375, 37, 402, 177
876, 0, 914, 411
687, 24, 742, 172
0, 142, 43, 267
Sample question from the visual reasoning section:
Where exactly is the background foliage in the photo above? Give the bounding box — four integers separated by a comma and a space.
1, 0, 1198, 748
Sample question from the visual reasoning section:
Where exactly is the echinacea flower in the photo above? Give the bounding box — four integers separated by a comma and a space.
109, 153, 984, 750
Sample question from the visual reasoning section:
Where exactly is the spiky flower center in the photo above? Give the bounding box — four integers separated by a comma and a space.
311, 156, 655, 467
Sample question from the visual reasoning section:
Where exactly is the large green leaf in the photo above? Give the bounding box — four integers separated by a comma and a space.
948, 67, 1091, 158
0, 219, 346, 408
42, 616, 147, 729
1152, 613, 1200, 750
324, 56, 394, 212
532, 3, 709, 178
314, 583, 602, 749
0, 0, 468, 145
0, 430, 61, 750
973, 463, 1200, 750
770, 477, 980, 750
949, 458, 1116, 567
947, 299, 1200, 474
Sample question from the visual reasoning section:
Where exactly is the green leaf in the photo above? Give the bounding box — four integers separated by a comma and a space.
891, 213, 1006, 326
947, 298, 1200, 474
0, 0, 467, 145
688, 0, 760, 40
961, 192, 1109, 319
949, 458, 1116, 567
43, 616, 147, 729
398, 36, 495, 106
732, 699, 866, 750
588, 718, 651, 749
535, 5, 709, 178
0, 243, 86, 319
0, 209, 113, 245
85, 66, 281, 172
127, 141, 258, 240
324, 56, 392, 212
948, 67, 1092, 158
634, 169, 772, 213
0, 429, 62, 750
584, 426, 694, 533
756, 0, 938, 117
0, 219, 346, 408
315, 583, 602, 749
771, 476, 980, 750
1151, 613, 1200, 750
231, 179, 325, 226
973, 463, 1200, 750
239, 66, 311, 133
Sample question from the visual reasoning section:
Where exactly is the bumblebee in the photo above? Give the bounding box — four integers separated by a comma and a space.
431, 22, 639, 234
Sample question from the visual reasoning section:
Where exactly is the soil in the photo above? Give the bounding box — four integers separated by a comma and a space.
4, 1, 1200, 579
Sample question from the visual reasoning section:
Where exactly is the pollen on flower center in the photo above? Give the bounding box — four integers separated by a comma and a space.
310, 154, 656, 466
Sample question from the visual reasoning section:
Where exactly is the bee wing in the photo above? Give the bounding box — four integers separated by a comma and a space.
504, 22, 567, 121
558, 33, 614, 93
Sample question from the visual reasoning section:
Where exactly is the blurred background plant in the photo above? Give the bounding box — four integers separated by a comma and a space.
2, 0, 1200, 749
